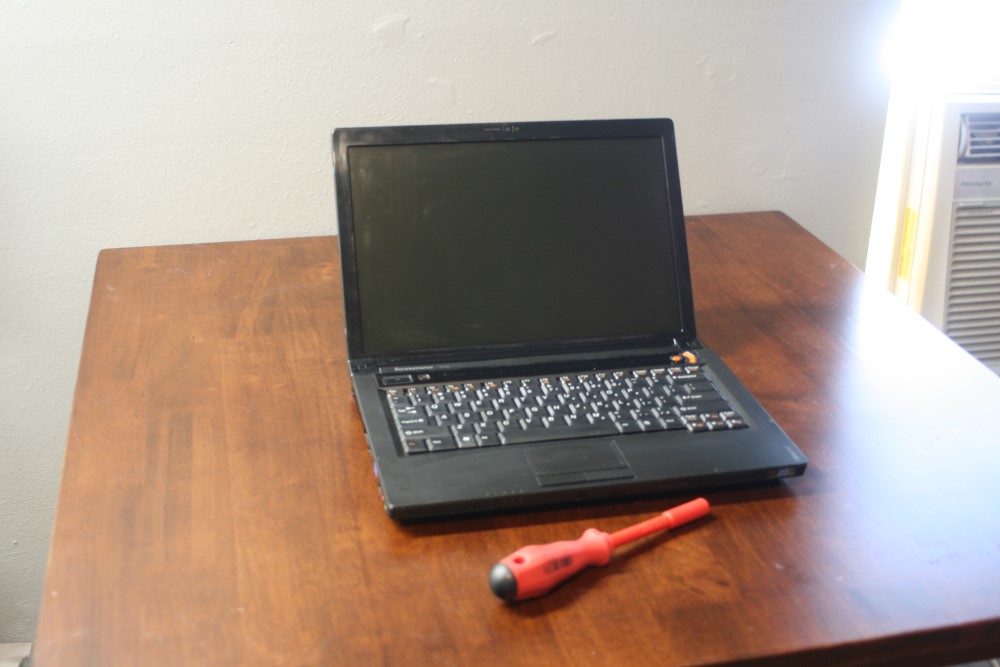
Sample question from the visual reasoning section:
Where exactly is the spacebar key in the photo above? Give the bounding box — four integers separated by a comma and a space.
499, 423, 618, 445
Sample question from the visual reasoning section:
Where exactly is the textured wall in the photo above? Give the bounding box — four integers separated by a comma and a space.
0, 0, 898, 643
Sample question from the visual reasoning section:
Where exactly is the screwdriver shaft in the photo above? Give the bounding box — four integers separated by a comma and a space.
609, 498, 710, 547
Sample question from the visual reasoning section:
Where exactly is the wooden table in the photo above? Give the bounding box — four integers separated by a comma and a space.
35, 212, 1000, 666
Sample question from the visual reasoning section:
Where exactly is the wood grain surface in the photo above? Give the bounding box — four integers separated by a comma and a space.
34, 212, 1000, 666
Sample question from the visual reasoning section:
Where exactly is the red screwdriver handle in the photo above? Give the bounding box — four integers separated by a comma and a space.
489, 528, 613, 601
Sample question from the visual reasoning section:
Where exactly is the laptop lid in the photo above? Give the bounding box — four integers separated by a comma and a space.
333, 118, 696, 366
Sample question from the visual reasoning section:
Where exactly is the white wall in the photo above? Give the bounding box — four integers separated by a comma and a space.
0, 0, 898, 643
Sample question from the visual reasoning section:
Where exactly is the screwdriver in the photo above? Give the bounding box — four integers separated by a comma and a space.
489, 498, 710, 602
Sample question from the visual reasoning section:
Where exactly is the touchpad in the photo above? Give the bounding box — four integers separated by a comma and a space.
525, 441, 635, 487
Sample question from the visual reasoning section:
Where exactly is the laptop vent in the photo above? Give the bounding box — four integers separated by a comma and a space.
959, 113, 1000, 162
945, 204, 1000, 373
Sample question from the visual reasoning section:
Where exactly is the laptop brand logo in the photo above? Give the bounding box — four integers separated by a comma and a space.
483, 125, 520, 133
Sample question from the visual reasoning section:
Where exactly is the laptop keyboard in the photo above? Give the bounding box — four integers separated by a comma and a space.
385, 352, 747, 454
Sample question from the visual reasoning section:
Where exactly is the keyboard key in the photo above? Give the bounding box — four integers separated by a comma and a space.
391, 394, 415, 409
474, 421, 499, 434
452, 423, 477, 437
426, 437, 458, 451
403, 439, 429, 454
722, 412, 747, 429
396, 415, 431, 428
614, 418, 643, 434
636, 416, 666, 432
683, 380, 716, 394
434, 413, 459, 427
659, 414, 684, 430
676, 401, 730, 417
400, 425, 451, 439
477, 432, 501, 447
409, 393, 435, 406
681, 415, 709, 432
498, 420, 618, 445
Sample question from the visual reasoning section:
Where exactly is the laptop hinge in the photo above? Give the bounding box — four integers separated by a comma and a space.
675, 337, 702, 350
349, 359, 375, 374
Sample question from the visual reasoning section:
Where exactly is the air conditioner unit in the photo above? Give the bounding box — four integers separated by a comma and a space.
885, 95, 1000, 374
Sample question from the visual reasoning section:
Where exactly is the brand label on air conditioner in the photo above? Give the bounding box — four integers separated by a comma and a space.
954, 166, 1000, 200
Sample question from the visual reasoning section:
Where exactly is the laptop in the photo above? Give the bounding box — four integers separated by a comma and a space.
332, 118, 807, 520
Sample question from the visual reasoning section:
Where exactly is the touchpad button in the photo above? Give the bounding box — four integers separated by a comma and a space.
525, 441, 635, 487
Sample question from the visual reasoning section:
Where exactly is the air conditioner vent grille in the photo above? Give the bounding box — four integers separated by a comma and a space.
945, 205, 1000, 372
959, 113, 1000, 162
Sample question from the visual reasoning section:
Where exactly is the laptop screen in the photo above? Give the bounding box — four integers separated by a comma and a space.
344, 133, 684, 356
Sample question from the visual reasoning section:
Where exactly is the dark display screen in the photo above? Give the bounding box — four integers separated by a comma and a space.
348, 137, 682, 354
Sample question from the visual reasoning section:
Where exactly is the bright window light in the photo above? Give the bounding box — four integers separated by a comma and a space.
886, 0, 1000, 92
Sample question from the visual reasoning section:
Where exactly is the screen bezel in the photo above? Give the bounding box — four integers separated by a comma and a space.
332, 118, 697, 365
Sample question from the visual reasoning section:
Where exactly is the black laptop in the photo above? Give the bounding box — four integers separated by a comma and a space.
332, 118, 806, 519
